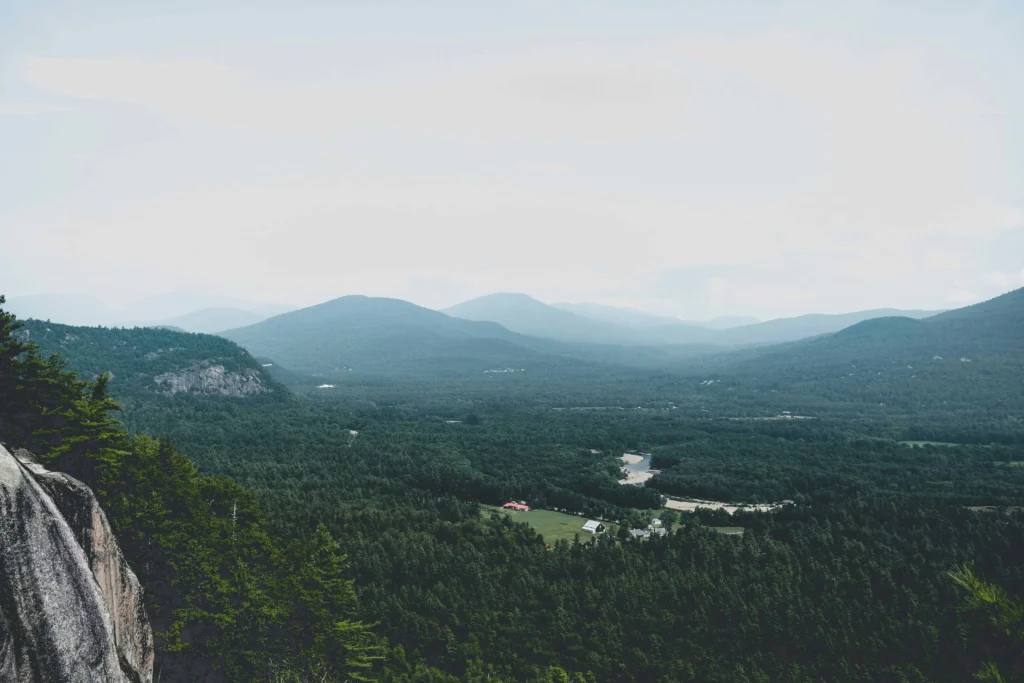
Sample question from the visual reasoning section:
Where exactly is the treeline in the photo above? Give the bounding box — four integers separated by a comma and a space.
1, 297, 379, 682
647, 436, 1024, 505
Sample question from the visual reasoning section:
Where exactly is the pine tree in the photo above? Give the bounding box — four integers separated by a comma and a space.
950, 565, 1024, 682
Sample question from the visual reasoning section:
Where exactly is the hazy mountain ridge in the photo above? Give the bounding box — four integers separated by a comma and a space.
220, 295, 753, 383
553, 302, 758, 331
699, 288, 1024, 412
222, 295, 618, 380
6, 293, 292, 332
152, 307, 269, 334
446, 293, 647, 345
448, 293, 943, 347
16, 289, 1018, 411
713, 308, 942, 346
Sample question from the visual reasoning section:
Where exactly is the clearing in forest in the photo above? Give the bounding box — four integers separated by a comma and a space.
663, 497, 782, 514
482, 505, 620, 543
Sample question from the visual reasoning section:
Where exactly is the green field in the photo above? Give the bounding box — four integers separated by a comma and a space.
710, 527, 745, 536
482, 505, 620, 543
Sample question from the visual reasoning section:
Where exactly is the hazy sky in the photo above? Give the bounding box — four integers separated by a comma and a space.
2, 0, 1023, 319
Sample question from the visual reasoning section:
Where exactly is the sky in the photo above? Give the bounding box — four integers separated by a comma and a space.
1, 0, 1023, 320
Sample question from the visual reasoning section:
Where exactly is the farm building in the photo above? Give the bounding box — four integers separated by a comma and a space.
581, 520, 605, 534
503, 502, 530, 512
628, 526, 667, 539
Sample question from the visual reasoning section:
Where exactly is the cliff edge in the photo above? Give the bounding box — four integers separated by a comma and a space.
0, 443, 153, 683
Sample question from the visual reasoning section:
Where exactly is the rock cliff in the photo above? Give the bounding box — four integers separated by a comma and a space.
0, 443, 153, 683
153, 362, 269, 396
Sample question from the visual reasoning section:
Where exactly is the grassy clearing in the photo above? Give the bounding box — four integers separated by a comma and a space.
482, 505, 619, 543
710, 527, 745, 536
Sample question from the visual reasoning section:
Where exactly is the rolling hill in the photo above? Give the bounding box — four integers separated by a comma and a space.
444, 293, 648, 345
148, 307, 268, 334
16, 319, 278, 400
694, 315, 761, 330
221, 295, 621, 380
552, 301, 696, 330
553, 302, 757, 331
448, 293, 942, 347
714, 308, 941, 346
708, 288, 1024, 413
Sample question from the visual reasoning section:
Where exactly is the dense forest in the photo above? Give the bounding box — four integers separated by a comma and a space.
3, 295, 1024, 682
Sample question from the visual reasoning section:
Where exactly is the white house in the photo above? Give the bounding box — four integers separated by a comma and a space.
581, 520, 605, 534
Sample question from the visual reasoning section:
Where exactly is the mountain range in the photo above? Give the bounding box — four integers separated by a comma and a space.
216, 288, 1018, 397
699, 287, 1024, 414
9, 286, 1022, 413
10, 290, 942, 346
221, 295, 610, 381
444, 293, 941, 347
552, 301, 758, 330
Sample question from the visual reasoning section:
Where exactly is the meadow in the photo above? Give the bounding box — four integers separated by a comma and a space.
481, 505, 621, 543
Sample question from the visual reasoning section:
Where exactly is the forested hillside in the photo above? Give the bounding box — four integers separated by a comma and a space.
701, 287, 1024, 418
221, 295, 590, 378
18, 319, 279, 400
711, 307, 940, 345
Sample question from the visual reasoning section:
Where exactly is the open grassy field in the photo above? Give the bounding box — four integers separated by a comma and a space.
709, 527, 745, 536
482, 505, 620, 543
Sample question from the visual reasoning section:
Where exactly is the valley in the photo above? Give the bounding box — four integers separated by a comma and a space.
3, 287, 1023, 682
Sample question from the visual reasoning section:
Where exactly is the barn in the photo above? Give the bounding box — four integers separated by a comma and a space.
581, 520, 605, 534
503, 502, 530, 512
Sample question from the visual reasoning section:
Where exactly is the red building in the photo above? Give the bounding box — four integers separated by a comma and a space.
503, 502, 530, 512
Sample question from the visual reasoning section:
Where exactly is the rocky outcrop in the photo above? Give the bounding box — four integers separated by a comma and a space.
0, 443, 153, 683
153, 362, 268, 397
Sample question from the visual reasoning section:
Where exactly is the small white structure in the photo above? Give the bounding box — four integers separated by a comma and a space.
581, 520, 605, 534
628, 525, 667, 540
650, 518, 663, 528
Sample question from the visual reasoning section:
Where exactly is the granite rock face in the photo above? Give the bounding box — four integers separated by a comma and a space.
0, 443, 154, 683
153, 362, 268, 397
